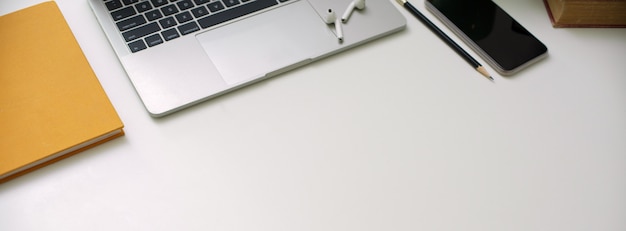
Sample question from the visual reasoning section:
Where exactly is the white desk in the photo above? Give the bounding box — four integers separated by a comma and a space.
1, 0, 625, 230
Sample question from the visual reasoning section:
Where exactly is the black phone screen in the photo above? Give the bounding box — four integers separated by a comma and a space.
426, 0, 547, 73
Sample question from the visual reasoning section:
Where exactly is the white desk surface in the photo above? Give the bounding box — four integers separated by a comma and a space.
1, 0, 625, 230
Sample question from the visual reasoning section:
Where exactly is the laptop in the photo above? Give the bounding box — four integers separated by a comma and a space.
89, 0, 406, 117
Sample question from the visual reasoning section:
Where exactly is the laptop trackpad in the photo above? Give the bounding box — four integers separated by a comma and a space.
196, 1, 337, 85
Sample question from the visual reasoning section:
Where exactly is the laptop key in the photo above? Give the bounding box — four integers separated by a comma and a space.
159, 17, 178, 29
122, 0, 140, 5
161, 5, 179, 16
145, 9, 164, 21
177, 0, 195, 10
116, 15, 147, 31
128, 39, 147, 52
178, 21, 200, 35
175, 11, 193, 23
151, 0, 168, 7
111, 6, 137, 21
162, 28, 181, 41
207, 1, 225, 13
190, 6, 209, 18
199, 0, 277, 29
145, 34, 164, 47
136, 1, 153, 13
122, 22, 160, 42
223, 0, 241, 8
106, 0, 123, 11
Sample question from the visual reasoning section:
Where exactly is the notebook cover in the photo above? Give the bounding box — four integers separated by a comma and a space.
543, 0, 626, 28
0, 1, 124, 183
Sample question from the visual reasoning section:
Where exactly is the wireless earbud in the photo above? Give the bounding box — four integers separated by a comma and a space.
324, 9, 343, 42
341, 0, 366, 23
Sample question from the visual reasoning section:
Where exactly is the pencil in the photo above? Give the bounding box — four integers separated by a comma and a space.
396, 0, 493, 81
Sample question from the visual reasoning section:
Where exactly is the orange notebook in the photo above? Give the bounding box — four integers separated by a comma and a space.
0, 1, 124, 183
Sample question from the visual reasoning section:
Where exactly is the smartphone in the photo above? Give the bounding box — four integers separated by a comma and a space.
425, 0, 547, 75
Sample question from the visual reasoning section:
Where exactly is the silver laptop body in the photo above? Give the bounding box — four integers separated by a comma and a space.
89, 0, 406, 117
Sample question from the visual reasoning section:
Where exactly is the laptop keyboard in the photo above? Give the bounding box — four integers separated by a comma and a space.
105, 0, 290, 53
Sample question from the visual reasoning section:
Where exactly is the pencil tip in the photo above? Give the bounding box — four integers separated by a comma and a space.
476, 66, 492, 81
